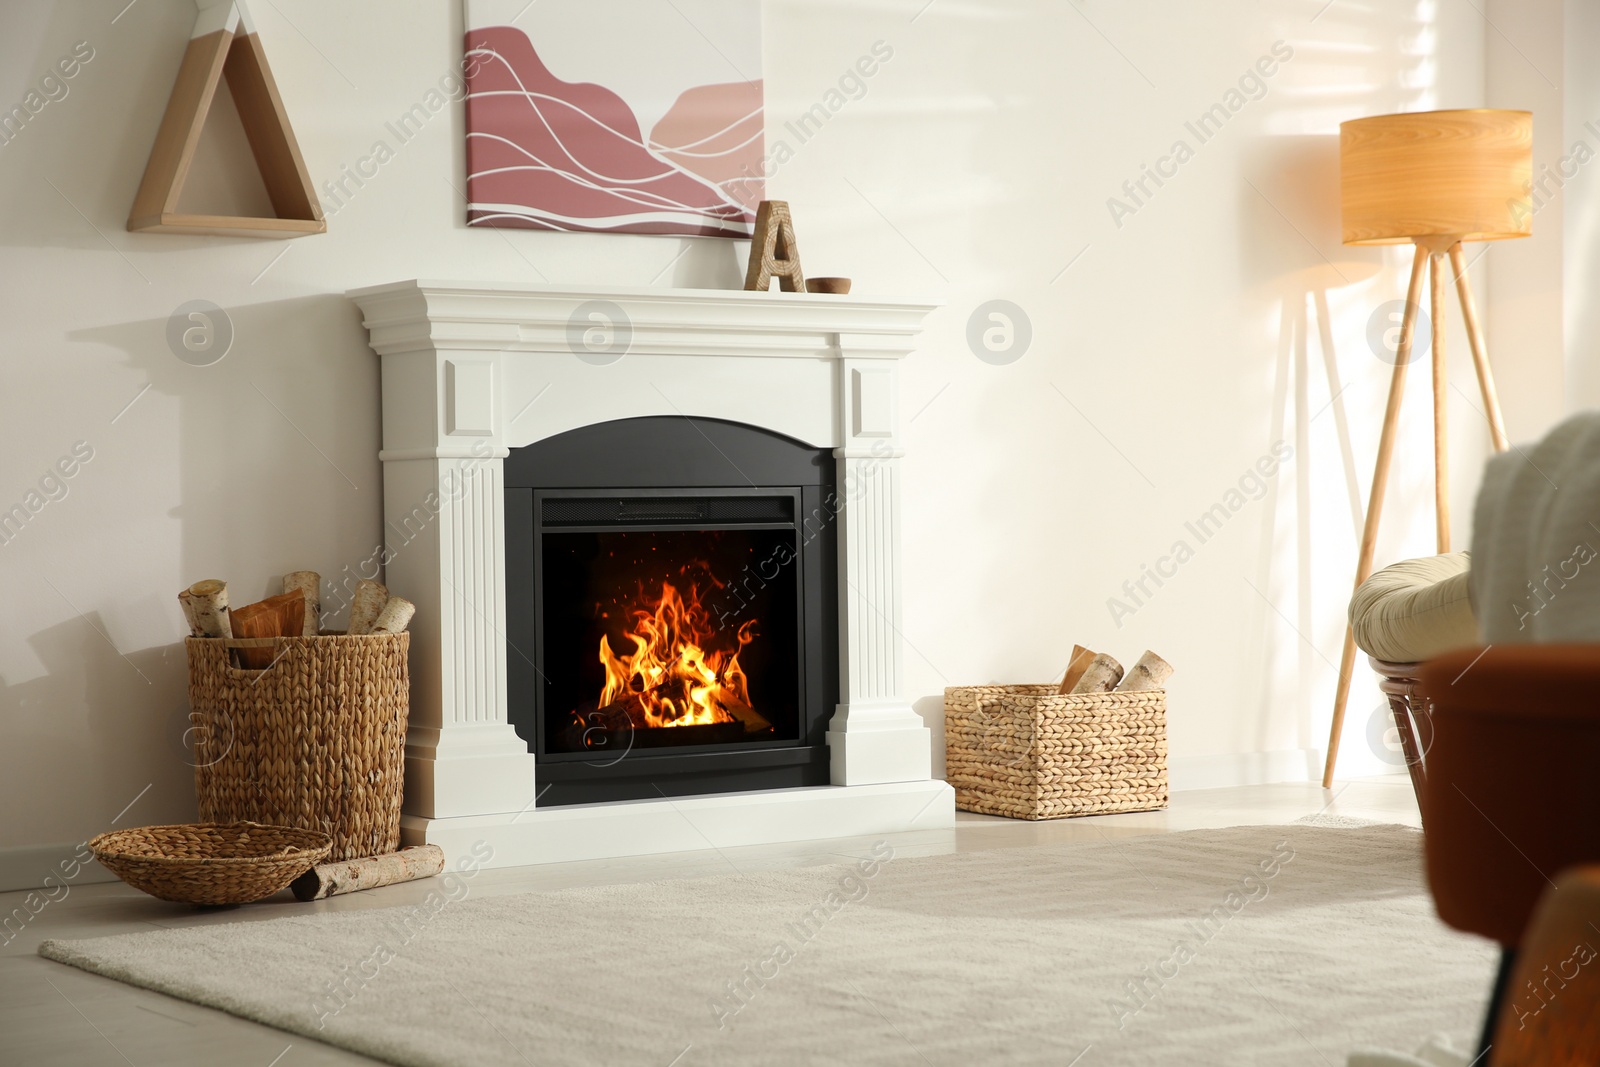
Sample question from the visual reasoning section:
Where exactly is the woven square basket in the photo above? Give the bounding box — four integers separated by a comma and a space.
944, 684, 1168, 820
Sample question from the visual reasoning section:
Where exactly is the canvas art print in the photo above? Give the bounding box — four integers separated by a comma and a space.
463, 0, 763, 237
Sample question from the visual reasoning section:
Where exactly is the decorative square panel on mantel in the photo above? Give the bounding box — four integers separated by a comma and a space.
347, 280, 951, 868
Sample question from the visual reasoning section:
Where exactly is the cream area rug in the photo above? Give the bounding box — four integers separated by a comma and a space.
40, 825, 1493, 1066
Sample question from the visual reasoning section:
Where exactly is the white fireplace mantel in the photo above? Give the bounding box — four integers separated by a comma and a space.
347, 280, 954, 867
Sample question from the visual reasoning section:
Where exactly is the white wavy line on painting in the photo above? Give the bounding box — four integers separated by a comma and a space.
466, 86, 683, 167
465, 45, 745, 212
468, 162, 746, 218
470, 213, 752, 236
468, 203, 751, 234
465, 133, 734, 217
642, 104, 763, 153
647, 121, 763, 160
465, 47, 681, 184
467, 202, 746, 226
470, 163, 708, 213
473, 91, 762, 158
467, 132, 690, 195
467, 83, 760, 160
467, 131, 752, 219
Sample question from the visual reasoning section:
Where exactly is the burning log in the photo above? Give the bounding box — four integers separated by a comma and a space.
582, 694, 651, 732
560, 696, 646, 752
1115, 650, 1174, 692
290, 845, 445, 901
281, 570, 321, 636
594, 580, 759, 731
723, 700, 772, 734
1068, 653, 1124, 694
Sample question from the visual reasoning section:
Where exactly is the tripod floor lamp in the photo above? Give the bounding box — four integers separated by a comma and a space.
1322, 109, 1531, 788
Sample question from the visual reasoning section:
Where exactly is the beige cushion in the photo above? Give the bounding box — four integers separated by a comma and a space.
1349, 552, 1477, 663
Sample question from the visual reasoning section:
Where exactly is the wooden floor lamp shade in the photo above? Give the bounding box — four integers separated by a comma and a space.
127, 0, 325, 239
1321, 109, 1531, 788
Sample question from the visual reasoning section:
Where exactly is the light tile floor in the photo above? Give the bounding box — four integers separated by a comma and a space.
0, 775, 1421, 1066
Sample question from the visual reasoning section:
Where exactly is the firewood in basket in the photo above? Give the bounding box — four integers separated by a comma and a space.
347, 579, 388, 635
370, 596, 415, 635
181, 579, 232, 638
281, 571, 321, 636
229, 590, 305, 669
1068, 653, 1124, 694
1057, 645, 1095, 694
177, 590, 203, 636
1114, 650, 1173, 692
290, 845, 446, 901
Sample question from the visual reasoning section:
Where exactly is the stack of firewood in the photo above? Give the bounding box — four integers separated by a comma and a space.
178, 572, 415, 668
1056, 645, 1173, 694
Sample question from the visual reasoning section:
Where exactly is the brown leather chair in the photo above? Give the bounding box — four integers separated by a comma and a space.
1419, 644, 1600, 1062
1486, 865, 1600, 1065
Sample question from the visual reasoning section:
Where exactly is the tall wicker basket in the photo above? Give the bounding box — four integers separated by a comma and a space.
945, 684, 1168, 820
186, 633, 410, 861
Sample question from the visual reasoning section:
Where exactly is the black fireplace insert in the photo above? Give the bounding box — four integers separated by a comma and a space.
505, 417, 838, 806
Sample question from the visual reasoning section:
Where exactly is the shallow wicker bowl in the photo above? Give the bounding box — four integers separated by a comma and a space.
89, 822, 332, 905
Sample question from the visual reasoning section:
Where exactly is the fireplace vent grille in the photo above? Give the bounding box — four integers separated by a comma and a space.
541, 495, 795, 527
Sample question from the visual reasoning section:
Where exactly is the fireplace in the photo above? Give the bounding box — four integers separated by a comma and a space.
506, 417, 837, 805
348, 280, 954, 869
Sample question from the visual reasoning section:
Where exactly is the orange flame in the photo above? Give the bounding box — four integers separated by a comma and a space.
598, 580, 757, 727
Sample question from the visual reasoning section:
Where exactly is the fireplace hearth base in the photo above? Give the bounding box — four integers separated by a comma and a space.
402, 780, 952, 867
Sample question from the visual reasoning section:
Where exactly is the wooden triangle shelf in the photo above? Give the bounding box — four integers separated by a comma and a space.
128, 0, 324, 239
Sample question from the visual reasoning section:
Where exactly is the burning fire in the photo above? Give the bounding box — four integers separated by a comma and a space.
597, 580, 758, 728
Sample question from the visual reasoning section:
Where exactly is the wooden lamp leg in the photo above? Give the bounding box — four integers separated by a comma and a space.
1448, 243, 1510, 453
1431, 252, 1450, 553
1323, 243, 1430, 788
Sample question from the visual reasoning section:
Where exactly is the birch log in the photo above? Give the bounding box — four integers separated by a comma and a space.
370, 595, 415, 635
281, 570, 321, 636
177, 590, 204, 636
1068, 653, 1124, 694
1115, 650, 1174, 692
347, 579, 388, 635
290, 845, 446, 901
184, 579, 231, 638
1057, 646, 1095, 694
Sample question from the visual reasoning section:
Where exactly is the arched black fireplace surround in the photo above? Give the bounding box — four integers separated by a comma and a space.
505, 417, 839, 806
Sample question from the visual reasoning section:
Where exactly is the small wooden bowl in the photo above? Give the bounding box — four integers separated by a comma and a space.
806, 277, 852, 295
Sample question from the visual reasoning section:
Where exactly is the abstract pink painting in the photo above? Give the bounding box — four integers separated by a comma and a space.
464, 1, 763, 237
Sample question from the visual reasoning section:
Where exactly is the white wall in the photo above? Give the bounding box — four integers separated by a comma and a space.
0, 0, 1513, 879
1486, 0, 1567, 434
1564, 0, 1600, 411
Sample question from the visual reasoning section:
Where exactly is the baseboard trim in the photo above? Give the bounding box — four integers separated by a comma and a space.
0, 842, 114, 895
